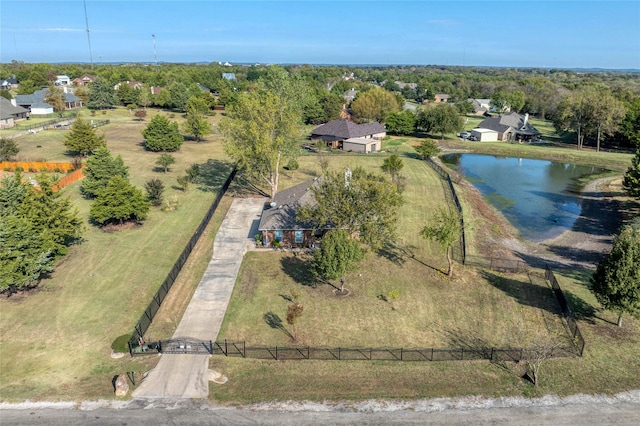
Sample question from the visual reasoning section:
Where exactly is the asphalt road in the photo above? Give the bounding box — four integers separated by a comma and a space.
2, 396, 640, 426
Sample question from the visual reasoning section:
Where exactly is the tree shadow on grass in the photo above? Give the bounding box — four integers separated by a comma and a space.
263, 311, 293, 339
481, 271, 561, 316
226, 172, 269, 198
194, 159, 235, 192
280, 254, 318, 287
377, 242, 442, 273
563, 290, 597, 323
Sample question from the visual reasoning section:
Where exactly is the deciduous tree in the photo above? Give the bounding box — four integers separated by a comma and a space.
381, 153, 404, 186
182, 96, 212, 141
416, 104, 464, 140
63, 118, 107, 156
414, 139, 440, 159
44, 84, 66, 116
219, 90, 300, 200
142, 115, 183, 152
286, 302, 304, 342
590, 224, 640, 326
351, 87, 401, 123
298, 167, 403, 250
385, 110, 416, 135
420, 207, 462, 277
155, 153, 175, 172
312, 230, 363, 293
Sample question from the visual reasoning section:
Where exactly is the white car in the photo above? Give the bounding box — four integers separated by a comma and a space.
459, 132, 470, 139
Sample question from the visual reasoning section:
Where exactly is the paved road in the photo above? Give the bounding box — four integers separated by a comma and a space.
2, 396, 639, 425
132, 197, 265, 399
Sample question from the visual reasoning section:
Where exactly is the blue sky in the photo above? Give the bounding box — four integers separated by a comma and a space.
1, 1, 639, 69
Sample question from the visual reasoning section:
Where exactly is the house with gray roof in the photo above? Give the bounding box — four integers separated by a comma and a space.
1, 77, 18, 90
257, 180, 330, 248
15, 88, 82, 115
0, 97, 29, 129
310, 119, 386, 150
476, 112, 540, 142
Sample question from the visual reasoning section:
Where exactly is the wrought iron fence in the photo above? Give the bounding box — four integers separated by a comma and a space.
128, 168, 236, 353
545, 265, 586, 356
465, 255, 529, 273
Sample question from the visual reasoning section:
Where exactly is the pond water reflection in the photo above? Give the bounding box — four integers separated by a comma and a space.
441, 154, 608, 241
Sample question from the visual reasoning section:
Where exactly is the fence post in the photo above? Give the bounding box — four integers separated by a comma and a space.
243, 341, 246, 358
276, 346, 278, 360
225, 339, 228, 356
461, 348, 464, 360
490, 347, 494, 361
400, 348, 403, 361
338, 347, 341, 360
209, 340, 213, 355
431, 348, 434, 361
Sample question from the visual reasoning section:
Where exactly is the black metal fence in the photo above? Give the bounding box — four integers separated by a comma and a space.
465, 255, 529, 273
545, 265, 586, 356
128, 168, 236, 353
424, 157, 466, 264
19, 113, 78, 131
130, 338, 577, 362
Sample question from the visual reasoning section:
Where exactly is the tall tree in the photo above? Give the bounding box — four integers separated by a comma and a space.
416, 103, 464, 140
89, 176, 150, 226
297, 167, 403, 250
63, 118, 107, 156
142, 115, 183, 151
44, 84, 66, 116
312, 229, 363, 293
87, 77, 118, 110
590, 225, 640, 327
385, 110, 416, 135
219, 90, 300, 199
81, 147, 129, 198
622, 149, 640, 200
167, 82, 189, 111
587, 90, 626, 152
182, 96, 212, 141
420, 207, 462, 277
350, 87, 401, 123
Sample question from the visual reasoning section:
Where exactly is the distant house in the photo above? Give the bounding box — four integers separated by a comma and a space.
15, 88, 82, 114
257, 180, 330, 248
395, 82, 417, 90
475, 112, 540, 142
55, 75, 71, 86
114, 81, 144, 90
434, 94, 449, 103
72, 74, 96, 86
149, 86, 163, 96
1, 77, 18, 90
343, 88, 357, 103
469, 98, 490, 115
310, 119, 386, 150
222, 73, 236, 80
0, 97, 29, 128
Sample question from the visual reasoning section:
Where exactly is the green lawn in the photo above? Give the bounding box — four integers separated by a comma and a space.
0, 107, 232, 401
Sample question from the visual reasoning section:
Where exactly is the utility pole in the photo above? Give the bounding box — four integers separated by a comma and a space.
152, 34, 157, 66
83, 0, 93, 67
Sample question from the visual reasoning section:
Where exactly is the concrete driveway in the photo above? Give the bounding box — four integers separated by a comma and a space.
132, 197, 266, 399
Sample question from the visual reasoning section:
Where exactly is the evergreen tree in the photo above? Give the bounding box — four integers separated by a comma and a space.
0, 137, 19, 161
87, 77, 118, 110
142, 115, 184, 151
590, 225, 640, 326
622, 149, 640, 200
144, 178, 165, 207
89, 176, 150, 226
81, 147, 128, 198
63, 118, 107, 156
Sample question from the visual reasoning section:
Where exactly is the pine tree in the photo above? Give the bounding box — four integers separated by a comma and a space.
81, 147, 128, 198
87, 77, 118, 110
63, 119, 107, 156
622, 149, 640, 200
89, 176, 150, 226
142, 115, 183, 152
144, 178, 165, 207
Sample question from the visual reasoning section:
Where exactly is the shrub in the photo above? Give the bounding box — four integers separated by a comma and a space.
111, 334, 132, 353
15, 166, 23, 172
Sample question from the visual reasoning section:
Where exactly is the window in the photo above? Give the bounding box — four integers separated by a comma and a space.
295, 230, 303, 244
275, 230, 283, 242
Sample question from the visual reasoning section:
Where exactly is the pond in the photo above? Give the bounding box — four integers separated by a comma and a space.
441, 153, 609, 241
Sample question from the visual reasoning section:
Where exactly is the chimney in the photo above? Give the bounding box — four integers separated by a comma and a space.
11, 98, 16, 107
522, 113, 529, 129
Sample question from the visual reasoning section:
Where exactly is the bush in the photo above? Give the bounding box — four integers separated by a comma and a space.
111, 334, 132, 353
15, 166, 23, 172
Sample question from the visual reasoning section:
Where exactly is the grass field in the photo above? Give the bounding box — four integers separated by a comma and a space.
0, 107, 232, 400
1, 110, 638, 403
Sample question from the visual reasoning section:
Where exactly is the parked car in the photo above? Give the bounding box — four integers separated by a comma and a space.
459, 132, 470, 139
467, 135, 478, 141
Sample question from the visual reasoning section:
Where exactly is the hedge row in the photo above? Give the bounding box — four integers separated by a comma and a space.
1, 161, 76, 173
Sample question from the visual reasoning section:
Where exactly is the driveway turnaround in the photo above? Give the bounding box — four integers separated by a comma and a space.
132, 197, 266, 399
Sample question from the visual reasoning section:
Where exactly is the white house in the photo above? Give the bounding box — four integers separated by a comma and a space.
55, 75, 71, 86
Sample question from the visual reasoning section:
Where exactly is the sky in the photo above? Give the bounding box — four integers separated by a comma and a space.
1, 0, 639, 69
